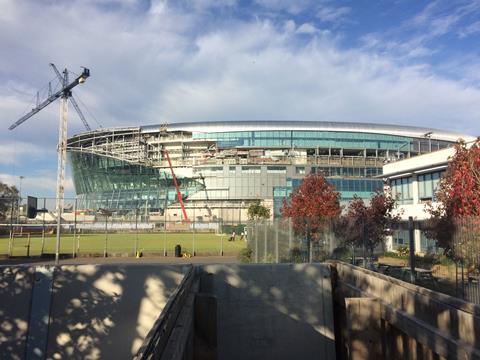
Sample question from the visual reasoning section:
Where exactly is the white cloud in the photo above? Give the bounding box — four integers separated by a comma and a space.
1, 0, 480, 198
0, 172, 74, 196
458, 20, 480, 38
296, 23, 318, 35
0, 142, 53, 165
316, 6, 351, 23
254, 0, 317, 14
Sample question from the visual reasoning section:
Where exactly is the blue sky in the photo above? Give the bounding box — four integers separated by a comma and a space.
1, 0, 480, 198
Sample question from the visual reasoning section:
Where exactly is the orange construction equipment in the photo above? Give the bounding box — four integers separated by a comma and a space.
162, 149, 189, 221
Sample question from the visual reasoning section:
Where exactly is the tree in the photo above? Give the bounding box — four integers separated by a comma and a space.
436, 139, 480, 217
0, 182, 19, 221
247, 199, 271, 220
281, 174, 341, 242
425, 139, 480, 260
335, 191, 400, 258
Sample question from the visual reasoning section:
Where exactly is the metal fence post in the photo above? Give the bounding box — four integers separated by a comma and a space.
264, 220, 268, 263
104, 214, 108, 258
275, 222, 279, 263
192, 205, 196, 256
163, 214, 167, 257
134, 208, 139, 256
362, 220, 367, 268
255, 223, 258, 263
73, 198, 77, 258
288, 218, 292, 252
41, 198, 46, 256
309, 240, 313, 263
220, 230, 224, 256
408, 216, 416, 284
9, 199, 14, 257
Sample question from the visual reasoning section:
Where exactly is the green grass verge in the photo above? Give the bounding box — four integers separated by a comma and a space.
0, 232, 246, 256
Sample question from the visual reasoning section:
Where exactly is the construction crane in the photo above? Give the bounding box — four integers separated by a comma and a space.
49, 63, 91, 131
162, 148, 189, 221
8, 64, 90, 263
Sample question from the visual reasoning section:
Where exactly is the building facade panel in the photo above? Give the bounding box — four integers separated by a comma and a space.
67, 121, 471, 223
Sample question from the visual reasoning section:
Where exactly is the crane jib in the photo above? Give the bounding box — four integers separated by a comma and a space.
8, 66, 90, 131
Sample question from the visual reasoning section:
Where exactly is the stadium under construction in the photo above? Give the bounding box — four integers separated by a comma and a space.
67, 120, 467, 222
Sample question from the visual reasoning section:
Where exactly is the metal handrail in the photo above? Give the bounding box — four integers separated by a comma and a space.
134, 265, 194, 359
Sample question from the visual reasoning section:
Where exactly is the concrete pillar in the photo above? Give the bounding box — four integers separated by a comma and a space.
411, 174, 419, 204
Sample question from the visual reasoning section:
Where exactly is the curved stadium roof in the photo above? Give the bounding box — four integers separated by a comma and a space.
141, 120, 474, 142
70, 120, 475, 143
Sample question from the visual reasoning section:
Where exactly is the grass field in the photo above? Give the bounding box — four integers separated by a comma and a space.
0, 232, 246, 257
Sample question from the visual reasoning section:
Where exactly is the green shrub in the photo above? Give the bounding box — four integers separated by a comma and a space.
289, 247, 303, 263
383, 251, 400, 258
396, 246, 409, 257
238, 246, 253, 263
331, 246, 352, 261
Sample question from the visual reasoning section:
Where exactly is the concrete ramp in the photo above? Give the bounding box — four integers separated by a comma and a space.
202, 264, 336, 360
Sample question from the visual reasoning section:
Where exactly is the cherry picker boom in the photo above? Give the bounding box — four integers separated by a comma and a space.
162, 149, 189, 221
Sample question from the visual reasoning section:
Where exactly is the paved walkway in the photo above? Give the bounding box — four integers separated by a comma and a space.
0, 255, 239, 266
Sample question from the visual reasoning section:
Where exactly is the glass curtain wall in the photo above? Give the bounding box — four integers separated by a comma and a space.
69, 152, 202, 212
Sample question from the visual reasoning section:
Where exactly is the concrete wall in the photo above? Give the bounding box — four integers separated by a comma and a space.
201, 263, 336, 360
1, 263, 335, 360
0, 267, 34, 360
0, 264, 188, 359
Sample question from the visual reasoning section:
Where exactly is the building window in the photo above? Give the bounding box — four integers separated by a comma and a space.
390, 177, 413, 204
296, 167, 305, 175
393, 230, 408, 248
241, 166, 261, 174
420, 232, 438, 254
418, 171, 444, 201
267, 166, 287, 174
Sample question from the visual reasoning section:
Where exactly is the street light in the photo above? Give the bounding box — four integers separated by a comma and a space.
18, 176, 24, 222
98, 208, 112, 257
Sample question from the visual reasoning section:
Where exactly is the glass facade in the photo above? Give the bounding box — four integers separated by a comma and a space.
273, 177, 383, 216
420, 232, 438, 254
418, 171, 444, 200
391, 177, 413, 204
67, 122, 457, 217
193, 130, 415, 151
392, 230, 409, 248
315, 166, 382, 177
70, 152, 203, 211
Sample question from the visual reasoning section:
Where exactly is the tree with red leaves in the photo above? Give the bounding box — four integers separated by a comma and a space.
281, 174, 341, 243
435, 140, 480, 217
425, 139, 480, 260
335, 191, 400, 258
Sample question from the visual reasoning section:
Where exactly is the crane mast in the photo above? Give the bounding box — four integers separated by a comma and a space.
8, 65, 90, 264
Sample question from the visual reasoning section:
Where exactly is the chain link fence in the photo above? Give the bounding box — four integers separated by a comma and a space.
246, 216, 480, 305
0, 197, 248, 258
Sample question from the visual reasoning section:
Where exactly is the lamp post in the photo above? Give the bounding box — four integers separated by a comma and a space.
18, 176, 24, 222
98, 208, 112, 257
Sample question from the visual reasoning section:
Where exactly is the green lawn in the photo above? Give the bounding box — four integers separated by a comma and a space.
0, 232, 246, 257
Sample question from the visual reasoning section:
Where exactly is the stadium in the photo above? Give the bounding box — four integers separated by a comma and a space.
67, 120, 466, 222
